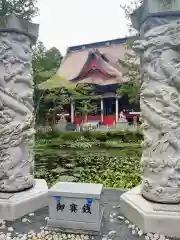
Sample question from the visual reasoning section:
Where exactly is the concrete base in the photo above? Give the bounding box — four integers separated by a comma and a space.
47, 209, 103, 233
120, 185, 180, 238
0, 179, 48, 221
47, 218, 101, 232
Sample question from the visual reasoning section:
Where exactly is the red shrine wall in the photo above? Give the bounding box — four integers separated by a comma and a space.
74, 115, 113, 125
74, 114, 138, 126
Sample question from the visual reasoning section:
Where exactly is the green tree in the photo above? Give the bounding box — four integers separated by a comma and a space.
72, 84, 95, 98
35, 82, 95, 126
32, 41, 63, 126
76, 100, 98, 123
117, 40, 142, 104
0, 0, 38, 20
118, 1, 143, 104
32, 41, 47, 85
45, 47, 63, 71
32, 41, 62, 85
41, 88, 70, 126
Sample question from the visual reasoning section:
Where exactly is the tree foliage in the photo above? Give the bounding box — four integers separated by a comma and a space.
75, 99, 99, 122
32, 45, 89, 124
73, 84, 95, 97
44, 88, 70, 125
0, 0, 38, 20
35, 88, 70, 125
118, 0, 143, 104
32, 41, 63, 85
35, 83, 96, 126
117, 40, 142, 104
32, 41, 63, 125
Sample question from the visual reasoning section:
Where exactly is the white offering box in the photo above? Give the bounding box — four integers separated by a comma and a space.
48, 182, 104, 232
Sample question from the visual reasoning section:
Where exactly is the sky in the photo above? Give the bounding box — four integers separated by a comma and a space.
34, 0, 129, 55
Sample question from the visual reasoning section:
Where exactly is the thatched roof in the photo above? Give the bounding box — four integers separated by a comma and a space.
40, 37, 135, 89
58, 37, 133, 86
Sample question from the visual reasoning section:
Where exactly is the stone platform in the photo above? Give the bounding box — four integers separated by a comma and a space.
0, 188, 145, 240
0, 179, 48, 221
0, 188, 178, 240
120, 186, 180, 238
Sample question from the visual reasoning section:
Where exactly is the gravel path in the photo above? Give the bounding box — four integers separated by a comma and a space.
0, 189, 176, 240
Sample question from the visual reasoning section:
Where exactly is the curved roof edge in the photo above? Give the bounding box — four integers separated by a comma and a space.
66, 36, 136, 54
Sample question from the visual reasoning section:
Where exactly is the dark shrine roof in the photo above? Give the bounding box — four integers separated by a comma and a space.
67, 37, 132, 54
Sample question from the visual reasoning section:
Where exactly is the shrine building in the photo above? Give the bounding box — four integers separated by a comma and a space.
41, 37, 140, 126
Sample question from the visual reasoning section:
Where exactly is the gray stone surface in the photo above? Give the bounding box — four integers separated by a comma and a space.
129, 0, 180, 204
0, 189, 149, 240
120, 186, 180, 238
0, 14, 39, 43
48, 182, 103, 231
49, 182, 103, 199
131, 0, 180, 30
0, 15, 39, 193
0, 179, 48, 221
120, 2, 180, 238
47, 218, 103, 232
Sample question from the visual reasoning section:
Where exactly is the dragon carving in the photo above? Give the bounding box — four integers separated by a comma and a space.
0, 32, 35, 192
135, 18, 180, 203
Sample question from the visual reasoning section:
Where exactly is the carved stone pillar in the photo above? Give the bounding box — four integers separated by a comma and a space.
132, 0, 180, 204
120, 1, 180, 237
0, 15, 39, 193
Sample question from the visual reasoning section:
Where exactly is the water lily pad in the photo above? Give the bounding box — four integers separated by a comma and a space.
65, 163, 75, 168
51, 167, 67, 174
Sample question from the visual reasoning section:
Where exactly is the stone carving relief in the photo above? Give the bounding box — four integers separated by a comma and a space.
0, 32, 35, 192
159, 0, 175, 10
134, 18, 180, 203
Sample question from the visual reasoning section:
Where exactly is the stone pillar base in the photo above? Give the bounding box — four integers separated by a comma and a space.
0, 179, 48, 221
120, 185, 180, 238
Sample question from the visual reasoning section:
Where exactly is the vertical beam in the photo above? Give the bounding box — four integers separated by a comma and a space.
101, 98, 104, 122
71, 102, 74, 123
116, 97, 119, 123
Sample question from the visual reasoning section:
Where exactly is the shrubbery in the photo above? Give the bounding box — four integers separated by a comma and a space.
36, 129, 143, 142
